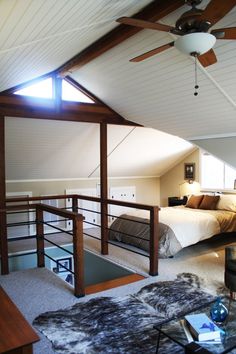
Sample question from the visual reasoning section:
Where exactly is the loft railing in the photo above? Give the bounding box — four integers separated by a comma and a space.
0, 201, 84, 297
36, 203, 84, 297
0, 194, 160, 280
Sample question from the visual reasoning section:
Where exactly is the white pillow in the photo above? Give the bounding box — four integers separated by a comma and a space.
217, 194, 236, 212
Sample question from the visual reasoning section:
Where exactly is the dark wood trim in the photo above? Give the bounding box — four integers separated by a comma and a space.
36, 208, 45, 268
85, 274, 145, 295
0, 71, 54, 96
0, 286, 39, 353
0, 116, 8, 275
64, 76, 100, 104
57, 0, 183, 76
64, 77, 141, 126
0, 94, 137, 125
100, 123, 108, 255
149, 206, 159, 276
0, 94, 112, 113
73, 214, 85, 297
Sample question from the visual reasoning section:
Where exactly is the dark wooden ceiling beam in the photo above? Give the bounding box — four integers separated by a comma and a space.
57, 0, 183, 76
0, 95, 139, 126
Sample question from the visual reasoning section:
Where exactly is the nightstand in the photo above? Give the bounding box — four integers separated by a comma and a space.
168, 196, 187, 207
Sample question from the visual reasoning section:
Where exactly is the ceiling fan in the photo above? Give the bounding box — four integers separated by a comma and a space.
117, 0, 236, 67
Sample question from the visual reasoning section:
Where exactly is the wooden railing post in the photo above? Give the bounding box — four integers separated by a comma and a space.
100, 123, 108, 255
0, 115, 8, 275
36, 207, 45, 267
73, 214, 85, 297
0, 210, 8, 275
72, 195, 78, 213
149, 206, 160, 276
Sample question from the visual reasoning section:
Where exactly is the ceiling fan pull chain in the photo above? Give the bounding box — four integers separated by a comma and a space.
194, 54, 199, 96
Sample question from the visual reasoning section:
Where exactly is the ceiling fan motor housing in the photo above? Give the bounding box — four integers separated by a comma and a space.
175, 7, 211, 34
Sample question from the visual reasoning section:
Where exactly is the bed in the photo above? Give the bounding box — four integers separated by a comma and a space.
108, 194, 236, 258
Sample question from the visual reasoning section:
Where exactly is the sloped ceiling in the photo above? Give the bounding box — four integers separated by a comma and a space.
1, 0, 236, 175
5, 117, 193, 180
0, 0, 152, 92
71, 0, 236, 140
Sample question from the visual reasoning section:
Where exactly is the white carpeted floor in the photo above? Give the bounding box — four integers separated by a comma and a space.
0, 230, 235, 353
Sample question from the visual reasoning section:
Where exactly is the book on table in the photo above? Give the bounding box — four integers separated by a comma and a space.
180, 320, 221, 344
184, 313, 221, 342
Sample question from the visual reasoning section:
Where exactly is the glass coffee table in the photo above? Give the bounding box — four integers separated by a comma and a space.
154, 297, 236, 353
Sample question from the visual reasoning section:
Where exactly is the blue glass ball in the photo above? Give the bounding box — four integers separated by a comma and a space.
210, 297, 228, 323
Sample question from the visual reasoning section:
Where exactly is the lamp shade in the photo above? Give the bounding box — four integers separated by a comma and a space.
174, 32, 216, 56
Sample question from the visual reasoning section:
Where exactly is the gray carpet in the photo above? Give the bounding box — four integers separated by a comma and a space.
0, 230, 235, 353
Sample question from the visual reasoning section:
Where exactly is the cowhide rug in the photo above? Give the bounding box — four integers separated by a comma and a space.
33, 273, 216, 354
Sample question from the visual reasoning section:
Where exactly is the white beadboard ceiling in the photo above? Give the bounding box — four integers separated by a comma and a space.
72, 0, 236, 140
0, 0, 152, 92
1, 0, 236, 177
5, 117, 193, 180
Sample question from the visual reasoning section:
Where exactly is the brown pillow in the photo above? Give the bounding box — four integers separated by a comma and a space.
199, 195, 220, 210
185, 195, 204, 209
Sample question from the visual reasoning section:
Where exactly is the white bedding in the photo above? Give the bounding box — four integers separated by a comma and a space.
159, 206, 221, 247
124, 206, 221, 248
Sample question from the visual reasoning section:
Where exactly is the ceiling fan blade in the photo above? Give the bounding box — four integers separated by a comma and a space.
130, 42, 174, 62
200, 0, 236, 27
117, 17, 174, 32
197, 49, 217, 67
211, 27, 236, 39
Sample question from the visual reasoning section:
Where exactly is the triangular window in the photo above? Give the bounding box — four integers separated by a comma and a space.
14, 77, 95, 103
14, 78, 53, 99
62, 80, 94, 103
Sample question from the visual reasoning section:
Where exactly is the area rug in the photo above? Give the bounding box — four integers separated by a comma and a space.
33, 273, 216, 354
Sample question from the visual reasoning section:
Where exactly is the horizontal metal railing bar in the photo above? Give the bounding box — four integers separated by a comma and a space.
41, 221, 73, 236
43, 237, 74, 255
108, 227, 149, 242
8, 235, 36, 242
107, 214, 149, 225
8, 251, 37, 258
7, 229, 72, 241
43, 253, 75, 275
41, 218, 68, 224
83, 232, 100, 240
7, 221, 36, 227
7, 210, 35, 215
82, 221, 101, 228
108, 240, 149, 258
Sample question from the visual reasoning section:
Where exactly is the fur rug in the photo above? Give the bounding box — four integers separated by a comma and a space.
33, 273, 215, 354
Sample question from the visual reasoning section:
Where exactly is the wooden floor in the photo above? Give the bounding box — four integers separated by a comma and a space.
85, 273, 145, 295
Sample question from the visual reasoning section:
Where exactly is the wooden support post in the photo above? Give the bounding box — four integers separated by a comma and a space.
0, 116, 8, 275
100, 122, 108, 255
72, 195, 78, 213
73, 214, 85, 297
149, 206, 159, 276
36, 207, 45, 267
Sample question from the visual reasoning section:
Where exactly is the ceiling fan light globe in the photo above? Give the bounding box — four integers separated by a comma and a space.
174, 32, 216, 56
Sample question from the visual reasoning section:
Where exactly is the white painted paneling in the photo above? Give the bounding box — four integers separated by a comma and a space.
65, 188, 97, 229
71, 1, 236, 140
2, 0, 236, 171
109, 186, 136, 221
0, 0, 152, 91
5, 117, 193, 180
6, 191, 34, 238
